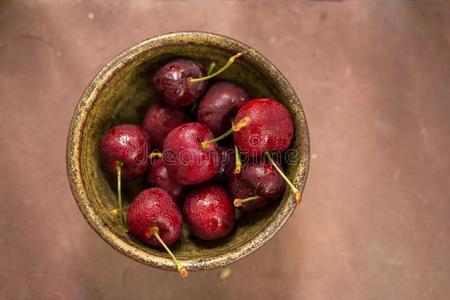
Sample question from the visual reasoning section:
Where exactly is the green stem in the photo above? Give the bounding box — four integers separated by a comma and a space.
151, 226, 188, 278
190, 62, 217, 115
188, 53, 242, 83
149, 152, 163, 159
207, 62, 216, 75
202, 128, 234, 149
115, 161, 126, 225
234, 145, 242, 174
201, 117, 251, 149
264, 152, 302, 204
234, 195, 261, 207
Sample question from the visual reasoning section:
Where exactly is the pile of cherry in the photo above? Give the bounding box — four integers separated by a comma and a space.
99, 53, 301, 277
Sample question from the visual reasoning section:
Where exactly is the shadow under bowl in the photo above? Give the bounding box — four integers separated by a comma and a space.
66, 32, 310, 272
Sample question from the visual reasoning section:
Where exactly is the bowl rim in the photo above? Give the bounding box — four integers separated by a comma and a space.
66, 31, 310, 272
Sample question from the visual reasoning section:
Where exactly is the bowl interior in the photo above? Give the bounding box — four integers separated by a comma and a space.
70, 33, 309, 271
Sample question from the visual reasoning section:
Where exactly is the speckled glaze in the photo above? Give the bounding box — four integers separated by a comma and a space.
66, 32, 310, 273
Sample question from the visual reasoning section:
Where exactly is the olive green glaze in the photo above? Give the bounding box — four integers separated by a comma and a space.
66, 32, 310, 272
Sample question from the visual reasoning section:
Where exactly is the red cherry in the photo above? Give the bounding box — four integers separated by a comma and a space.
147, 159, 187, 204
127, 188, 188, 277
229, 160, 285, 212
153, 53, 243, 107
241, 160, 285, 199
233, 99, 294, 157
214, 146, 236, 182
228, 173, 271, 212
143, 102, 190, 149
183, 184, 235, 240
163, 122, 220, 185
153, 59, 207, 107
100, 124, 150, 180
196, 81, 249, 136
127, 188, 182, 247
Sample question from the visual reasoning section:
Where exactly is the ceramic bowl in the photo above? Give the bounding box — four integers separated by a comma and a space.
66, 32, 310, 272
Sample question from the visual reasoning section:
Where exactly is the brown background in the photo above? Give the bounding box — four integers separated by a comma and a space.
1, 0, 449, 299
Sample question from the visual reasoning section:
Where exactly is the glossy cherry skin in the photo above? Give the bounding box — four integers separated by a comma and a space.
229, 160, 285, 212
153, 59, 207, 107
142, 102, 190, 149
163, 122, 220, 185
233, 99, 294, 157
147, 159, 187, 204
127, 188, 183, 247
196, 81, 249, 136
183, 184, 235, 240
214, 147, 235, 182
100, 124, 150, 181
228, 172, 272, 212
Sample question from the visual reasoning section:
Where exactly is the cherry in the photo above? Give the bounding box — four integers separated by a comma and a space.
127, 187, 187, 277
162, 122, 220, 185
153, 53, 242, 107
160, 116, 250, 185
100, 124, 150, 180
229, 159, 285, 212
147, 159, 187, 204
183, 184, 235, 240
233, 98, 294, 157
160, 117, 250, 185
143, 102, 190, 149
265, 152, 302, 204
214, 146, 236, 182
153, 59, 207, 107
100, 124, 150, 223
228, 173, 272, 212
196, 81, 249, 136
127, 188, 181, 247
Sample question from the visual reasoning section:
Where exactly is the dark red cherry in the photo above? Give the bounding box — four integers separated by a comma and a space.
143, 102, 190, 149
183, 184, 235, 240
196, 81, 249, 136
147, 159, 187, 204
214, 147, 236, 182
228, 172, 272, 212
153, 59, 207, 107
127, 188, 182, 247
100, 124, 150, 180
163, 122, 220, 185
233, 99, 294, 157
241, 160, 285, 199
229, 160, 285, 212
127, 187, 187, 277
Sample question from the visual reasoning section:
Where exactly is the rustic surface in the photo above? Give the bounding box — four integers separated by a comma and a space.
1, 1, 449, 299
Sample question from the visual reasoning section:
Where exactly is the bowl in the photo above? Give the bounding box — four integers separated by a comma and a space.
66, 32, 310, 272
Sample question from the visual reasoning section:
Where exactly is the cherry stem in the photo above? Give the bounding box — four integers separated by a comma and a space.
188, 53, 242, 83
190, 62, 217, 114
207, 62, 216, 75
115, 161, 126, 225
150, 226, 188, 278
234, 195, 261, 207
234, 145, 242, 174
264, 152, 302, 204
201, 117, 251, 149
149, 152, 163, 159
